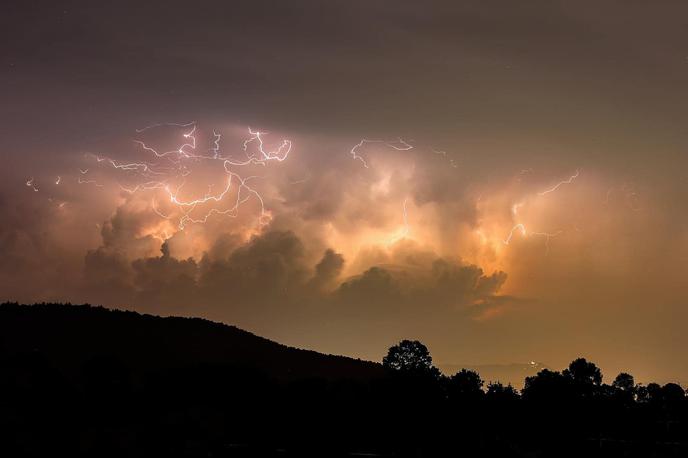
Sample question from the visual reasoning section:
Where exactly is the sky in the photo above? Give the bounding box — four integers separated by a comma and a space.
2, 1, 688, 384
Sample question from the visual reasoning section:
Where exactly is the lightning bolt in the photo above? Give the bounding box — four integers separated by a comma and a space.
64, 124, 293, 233
210, 130, 221, 159
78, 177, 104, 187
503, 169, 581, 250
537, 169, 581, 196
349, 138, 413, 168
503, 224, 563, 254
432, 149, 459, 168
529, 230, 564, 254
151, 199, 172, 219
388, 198, 410, 245
135, 121, 196, 133
503, 223, 526, 245
25, 177, 38, 192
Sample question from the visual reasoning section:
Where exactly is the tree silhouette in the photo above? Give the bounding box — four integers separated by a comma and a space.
522, 368, 571, 402
382, 340, 437, 376
486, 382, 519, 402
612, 372, 635, 393
661, 383, 686, 403
640, 382, 663, 404
447, 368, 484, 401
563, 357, 602, 386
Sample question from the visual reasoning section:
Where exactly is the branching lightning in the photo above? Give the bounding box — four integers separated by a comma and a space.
62, 123, 294, 234
349, 138, 413, 168
503, 169, 582, 251
23, 121, 596, 261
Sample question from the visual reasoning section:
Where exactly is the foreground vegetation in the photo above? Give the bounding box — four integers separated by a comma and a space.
0, 303, 686, 457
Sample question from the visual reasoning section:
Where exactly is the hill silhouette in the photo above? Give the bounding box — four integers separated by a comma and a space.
0, 302, 381, 381
1, 302, 686, 457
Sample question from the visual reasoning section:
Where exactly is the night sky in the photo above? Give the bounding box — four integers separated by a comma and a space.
2, 1, 688, 384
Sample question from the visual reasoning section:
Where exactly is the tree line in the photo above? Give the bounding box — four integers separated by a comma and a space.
378, 339, 687, 457
1, 304, 687, 457
383, 339, 685, 407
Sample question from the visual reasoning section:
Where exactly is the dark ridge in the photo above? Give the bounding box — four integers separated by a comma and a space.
2, 302, 687, 457
0, 302, 382, 381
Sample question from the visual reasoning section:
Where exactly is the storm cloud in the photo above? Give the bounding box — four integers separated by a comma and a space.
2, 1, 688, 383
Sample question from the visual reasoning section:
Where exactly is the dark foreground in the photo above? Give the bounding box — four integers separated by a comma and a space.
0, 303, 686, 457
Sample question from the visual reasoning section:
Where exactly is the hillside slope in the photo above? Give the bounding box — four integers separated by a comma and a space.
0, 302, 382, 381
